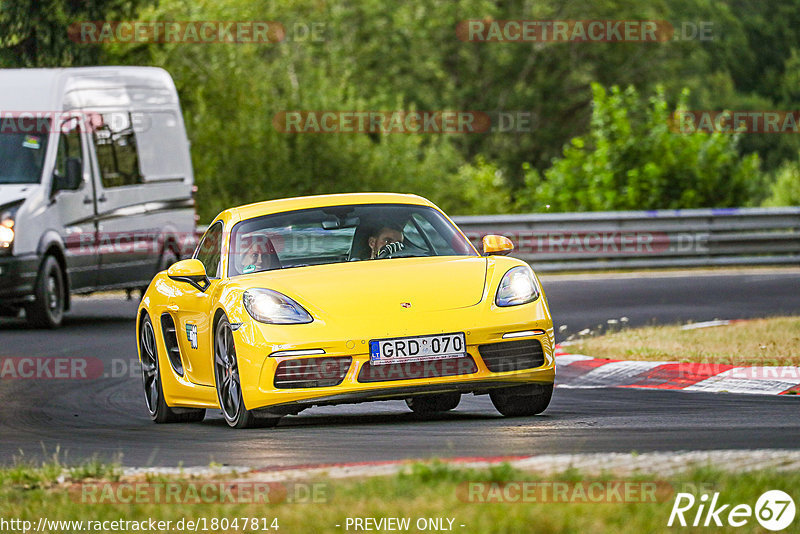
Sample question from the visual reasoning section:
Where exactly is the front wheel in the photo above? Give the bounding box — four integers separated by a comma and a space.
405, 392, 461, 415
140, 313, 205, 423
490, 383, 553, 417
214, 316, 281, 429
25, 256, 65, 328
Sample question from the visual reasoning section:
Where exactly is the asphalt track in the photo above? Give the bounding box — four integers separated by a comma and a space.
1, 270, 799, 467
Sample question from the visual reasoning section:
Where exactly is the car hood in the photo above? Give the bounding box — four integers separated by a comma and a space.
240, 256, 488, 317
0, 184, 35, 207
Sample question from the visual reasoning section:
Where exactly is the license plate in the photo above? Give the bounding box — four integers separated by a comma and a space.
369, 332, 466, 365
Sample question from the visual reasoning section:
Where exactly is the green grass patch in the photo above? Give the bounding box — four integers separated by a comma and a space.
2, 460, 799, 533
569, 316, 800, 366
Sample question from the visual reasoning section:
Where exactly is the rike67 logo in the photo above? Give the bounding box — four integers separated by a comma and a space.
668, 490, 796, 530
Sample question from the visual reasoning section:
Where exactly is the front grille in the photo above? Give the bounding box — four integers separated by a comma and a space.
159, 313, 183, 376
358, 355, 478, 383
274, 356, 352, 388
479, 339, 545, 372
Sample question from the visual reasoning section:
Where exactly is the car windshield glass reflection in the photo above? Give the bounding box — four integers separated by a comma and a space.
0, 132, 48, 184
228, 204, 477, 276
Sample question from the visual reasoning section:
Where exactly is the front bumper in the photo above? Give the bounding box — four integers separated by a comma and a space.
0, 254, 39, 302
238, 322, 556, 412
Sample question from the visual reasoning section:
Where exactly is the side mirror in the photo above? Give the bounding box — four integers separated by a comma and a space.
482, 234, 514, 256
167, 259, 210, 292
53, 157, 83, 192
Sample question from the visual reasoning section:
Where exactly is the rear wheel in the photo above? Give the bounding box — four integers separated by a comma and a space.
25, 255, 65, 328
140, 313, 205, 423
490, 383, 553, 417
214, 316, 281, 429
405, 392, 461, 415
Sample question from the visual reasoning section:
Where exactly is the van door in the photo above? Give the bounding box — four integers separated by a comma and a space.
53, 116, 98, 291
88, 111, 159, 288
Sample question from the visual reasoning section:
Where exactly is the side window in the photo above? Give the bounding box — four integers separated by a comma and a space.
195, 222, 223, 279
55, 122, 83, 184
403, 213, 450, 254
92, 112, 142, 188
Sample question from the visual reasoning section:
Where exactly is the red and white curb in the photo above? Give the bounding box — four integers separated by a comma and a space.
555, 347, 800, 395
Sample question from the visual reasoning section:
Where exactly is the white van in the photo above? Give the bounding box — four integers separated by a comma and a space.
0, 67, 196, 328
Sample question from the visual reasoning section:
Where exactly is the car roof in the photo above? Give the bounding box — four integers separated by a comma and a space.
223, 192, 436, 223
0, 66, 175, 111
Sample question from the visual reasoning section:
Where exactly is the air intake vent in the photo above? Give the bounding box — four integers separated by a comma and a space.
479, 339, 545, 372
358, 355, 478, 383
159, 313, 184, 376
274, 357, 352, 389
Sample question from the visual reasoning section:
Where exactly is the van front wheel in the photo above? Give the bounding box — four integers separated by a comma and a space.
26, 255, 65, 329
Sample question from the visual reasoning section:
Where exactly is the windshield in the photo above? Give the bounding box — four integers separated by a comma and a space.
0, 132, 48, 184
228, 203, 477, 276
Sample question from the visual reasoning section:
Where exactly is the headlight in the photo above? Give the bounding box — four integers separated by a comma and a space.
0, 201, 22, 254
243, 288, 313, 324
496, 266, 540, 307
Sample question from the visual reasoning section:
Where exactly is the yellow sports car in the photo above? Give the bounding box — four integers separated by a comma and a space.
136, 193, 555, 428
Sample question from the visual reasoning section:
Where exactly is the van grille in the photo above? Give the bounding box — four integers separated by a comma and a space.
358, 355, 478, 383
479, 339, 545, 372
274, 357, 352, 389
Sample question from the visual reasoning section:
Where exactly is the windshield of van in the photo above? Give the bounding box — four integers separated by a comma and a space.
227, 203, 478, 276
0, 133, 48, 184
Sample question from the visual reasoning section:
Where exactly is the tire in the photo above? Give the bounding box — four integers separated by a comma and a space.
214, 315, 281, 429
25, 256, 65, 328
490, 383, 553, 417
140, 313, 205, 424
405, 392, 461, 415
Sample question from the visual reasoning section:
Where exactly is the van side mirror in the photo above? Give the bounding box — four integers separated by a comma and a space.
53, 158, 82, 191
167, 259, 210, 292
482, 235, 514, 256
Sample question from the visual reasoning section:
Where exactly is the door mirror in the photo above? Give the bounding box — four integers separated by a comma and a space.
53, 157, 82, 191
482, 235, 514, 256
167, 259, 210, 292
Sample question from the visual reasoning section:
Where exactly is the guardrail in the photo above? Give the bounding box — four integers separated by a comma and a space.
453, 207, 800, 271
197, 207, 800, 272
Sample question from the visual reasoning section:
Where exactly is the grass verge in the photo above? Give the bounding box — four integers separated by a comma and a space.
567, 316, 800, 366
1, 460, 799, 533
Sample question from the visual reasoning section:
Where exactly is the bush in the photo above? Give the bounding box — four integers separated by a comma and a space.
763, 157, 800, 207
516, 84, 762, 212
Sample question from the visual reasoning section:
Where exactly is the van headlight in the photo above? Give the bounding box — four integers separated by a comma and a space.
243, 288, 313, 324
0, 202, 21, 254
496, 266, 540, 307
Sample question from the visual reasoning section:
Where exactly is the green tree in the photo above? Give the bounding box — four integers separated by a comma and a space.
0, 0, 152, 67
763, 156, 800, 207
516, 83, 761, 212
